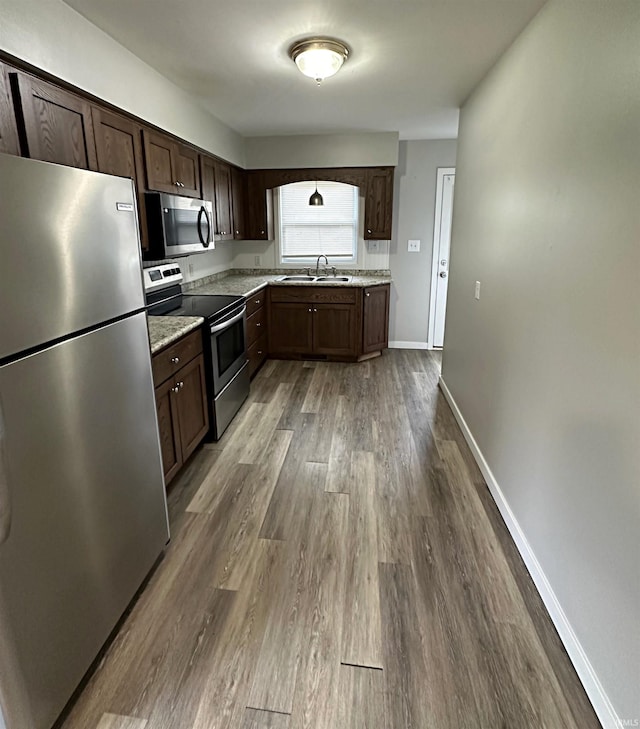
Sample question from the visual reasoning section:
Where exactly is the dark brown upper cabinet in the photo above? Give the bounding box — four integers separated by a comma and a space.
364, 167, 394, 240
91, 107, 149, 251
201, 155, 233, 239
142, 129, 200, 198
174, 142, 200, 197
213, 160, 233, 239
11, 72, 98, 170
245, 171, 274, 240
0, 62, 19, 156
230, 166, 246, 239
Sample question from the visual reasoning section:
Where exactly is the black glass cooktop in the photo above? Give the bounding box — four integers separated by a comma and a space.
149, 293, 244, 322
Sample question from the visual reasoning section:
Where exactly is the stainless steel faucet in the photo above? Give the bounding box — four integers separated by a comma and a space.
315, 254, 329, 276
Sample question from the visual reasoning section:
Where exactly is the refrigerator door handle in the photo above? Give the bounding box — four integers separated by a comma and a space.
0, 398, 12, 545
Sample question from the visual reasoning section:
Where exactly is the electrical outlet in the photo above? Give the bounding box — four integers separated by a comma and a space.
475, 281, 481, 300
408, 239, 421, 252
188, 262, 194, 276
254, 255, 261, 266
368, 240, 380, 253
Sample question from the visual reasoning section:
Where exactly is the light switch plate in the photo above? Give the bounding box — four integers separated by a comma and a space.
408, 239, 421, 252
475, 281, 481, 300
254, 255, 261, 266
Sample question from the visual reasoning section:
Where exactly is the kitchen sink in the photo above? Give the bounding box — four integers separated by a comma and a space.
276, 274, 353, 283
277, 275, 317, 281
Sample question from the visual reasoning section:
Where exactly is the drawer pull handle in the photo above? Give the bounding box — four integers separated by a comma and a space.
255, 299, 260, 304
366, 293, 370, 297
308, 308, 312, 312
256, 322, 261, 327
171, 356, 180, 364
257, 350, 263, 355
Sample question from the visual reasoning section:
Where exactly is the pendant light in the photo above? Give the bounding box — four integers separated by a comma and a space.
289, 38, 350, 85
309, 182, 324, 206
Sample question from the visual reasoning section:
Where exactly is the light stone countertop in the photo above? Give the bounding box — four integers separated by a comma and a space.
189, 273, 392, 298
147, 315, 204, 354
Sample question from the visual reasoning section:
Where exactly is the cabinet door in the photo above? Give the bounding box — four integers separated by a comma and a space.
12, 72, 97, 170
364, 167, 393, 240
92, 107, 149, 251
0, 62, 19, 155
200, 154, 216, 209
155, 378, 182, 484
142, 128, 179, 194
175, 142, 201, 198
231, 166, 246, 239
362, 284, 390, 354
246, 172, 274, 240
213, 160, 233, 238
269, 302, 314, 354
313, 304, 358, 357
173, 354, 209, 462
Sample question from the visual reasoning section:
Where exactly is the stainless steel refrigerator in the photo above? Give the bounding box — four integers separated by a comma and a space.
0, 155, 170, 729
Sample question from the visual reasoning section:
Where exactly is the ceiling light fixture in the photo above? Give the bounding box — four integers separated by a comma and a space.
289, 37, 350, 85
309, 182, 324, 206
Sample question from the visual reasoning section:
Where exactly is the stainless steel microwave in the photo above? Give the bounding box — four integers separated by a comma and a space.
145, 192, 214, 258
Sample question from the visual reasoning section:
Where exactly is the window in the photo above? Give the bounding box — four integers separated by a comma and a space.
279, 181, 358, 263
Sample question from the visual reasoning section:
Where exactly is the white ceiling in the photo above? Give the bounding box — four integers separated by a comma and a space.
62, 0, 547, 140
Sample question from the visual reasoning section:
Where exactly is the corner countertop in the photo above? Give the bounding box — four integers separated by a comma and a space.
147, 315, 204, 355
188, 271, 392, 298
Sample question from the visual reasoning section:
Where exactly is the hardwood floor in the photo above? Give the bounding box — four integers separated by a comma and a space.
60, 351, 601, 729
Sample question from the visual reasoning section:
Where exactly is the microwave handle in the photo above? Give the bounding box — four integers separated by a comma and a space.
197, 206, 212, 247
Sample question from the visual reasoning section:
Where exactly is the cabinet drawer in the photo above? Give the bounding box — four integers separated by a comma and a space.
248, 333, 268, 378
269, 286, 357, 305
246, 306, 266, 348
245, 289, 266, 317
152, 328, 203, 387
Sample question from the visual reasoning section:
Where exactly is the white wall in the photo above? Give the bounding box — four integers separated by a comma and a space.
389, 139, 457, 346
0, 0, 245, 166
245, 132, 398, 169
441, 1, 640, 725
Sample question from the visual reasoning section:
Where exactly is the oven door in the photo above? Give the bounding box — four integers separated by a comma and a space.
210, 304, 248, 395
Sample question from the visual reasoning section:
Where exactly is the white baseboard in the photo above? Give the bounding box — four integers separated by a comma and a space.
388, 341, 430, 349
438, 376, 620, 729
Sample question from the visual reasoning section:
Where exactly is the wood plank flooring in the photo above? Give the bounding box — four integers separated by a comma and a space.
59, 351, 602, 729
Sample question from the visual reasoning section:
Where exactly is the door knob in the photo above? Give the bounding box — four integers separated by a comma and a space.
439, 271, 447, 278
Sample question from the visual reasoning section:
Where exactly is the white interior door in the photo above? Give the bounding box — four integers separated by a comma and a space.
428, 168, 455, 348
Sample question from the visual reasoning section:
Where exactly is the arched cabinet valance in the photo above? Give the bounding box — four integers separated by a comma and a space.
245, 166, 394, 241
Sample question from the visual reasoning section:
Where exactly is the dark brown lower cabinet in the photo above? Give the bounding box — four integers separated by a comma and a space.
246, 290, 269, 377
155, 377, 182, 484
152, 330, 209, 485
313, 303, 358, 356
268, 284, 389, 361
362, 284, 390, 354
269, 302, 314, 355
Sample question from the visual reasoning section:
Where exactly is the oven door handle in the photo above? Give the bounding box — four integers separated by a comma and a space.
197, 205, 212, 248
209, 306, 246, 334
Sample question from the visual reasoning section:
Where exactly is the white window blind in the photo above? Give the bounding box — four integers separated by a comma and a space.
279, 181, 358, 261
